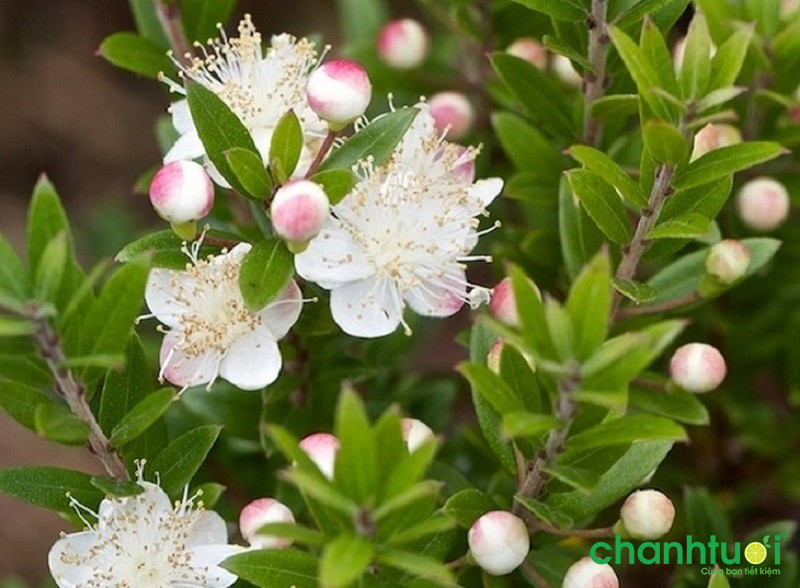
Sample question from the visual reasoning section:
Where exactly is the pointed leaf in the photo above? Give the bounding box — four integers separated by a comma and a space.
239, 238, 294, 311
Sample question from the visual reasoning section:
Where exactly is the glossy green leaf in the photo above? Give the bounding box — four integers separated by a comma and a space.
493, 113, 565, 173
566, 251, 612, 360
509, 0, 586, 20
90, 476, 145, 497
680, 12, 712, 98
110, 388, 175, 447
27, 175, 70, 279
115, 229, 239, 269
566, 415, 687, 451
0, 233, 29, 311
647, 213, 709, 239
612, 278, 657, 304
100, 335, 155, 434
0, 467, 102, 513
629, 386, 709, 425
376, 549, 454, 585
708, 26, 754, 91
0, 382, 51, 431
319, 534, 373, 588
501, 412, 560, 440
181, 0, 236, 43
239, 239, 294, 311
615, 0, 676, 27
458, 362, 525, 415
99, 32, 174, 78
542, 462, 600, 492
559, 178, 583, 280
514, 495, 574, 529
149, 425, 221, 497
222, 549, 318, 588
334, 388, 378, 503
0, 317, 36, 338
270, 110, 303, 181
34, 402, 89, 445
568, 145, 646, 208
589, 94, 639, 121
224, 147, 273, 200
256, 523, 325, 546
643, 120, 687, 165
674, 142, 786, 189
128, 0, 169, 47
567, 170, 632, 245
311, 169, 358, 205
443, 488, 497, 528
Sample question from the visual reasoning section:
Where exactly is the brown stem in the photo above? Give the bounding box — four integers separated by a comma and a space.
305, 131, 337, 179
522, 561, 552, 588
617, 292, 701, 320
582, 0, 610, 146
152, 0, 191, 63
29, 308, 129, 480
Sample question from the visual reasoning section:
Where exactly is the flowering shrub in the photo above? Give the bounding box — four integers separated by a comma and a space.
0, 0, 799, 586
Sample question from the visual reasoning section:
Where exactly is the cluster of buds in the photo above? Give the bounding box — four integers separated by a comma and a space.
271, 180, 331, 251
736, 177, 790, 232
690, 123, 742, 161
669, 343, 727, 393
468, 511, 530, 575
619, 489, 676, 540
307, 59, 372, 131
378, 19, 429, 69
148, 160, 214, 239
428, 92, 475, 141
239, 498, 296, 549
563, 557, 619, 588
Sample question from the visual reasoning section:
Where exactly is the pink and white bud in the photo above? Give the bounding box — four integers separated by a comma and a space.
239, 498, 295, 549
563, 557, 619, 588
673, 36, 717, 73
690, 123, 742, 162
149, 160, 214, 224
378, 19, 429, 70
489, 278, 520, 328
705, 240, 751, 284
507, 37, 548, 70
402, 418, 435, 452
552, 55, 582, 88
428, 92, 475, 141
781, 0, 800, 18
736, 177, 791, 232
487, 339, 505, 373
468, 511, 530, 576
271, 180, 330, 246
620, 489, 676, 540
299, 433, 340, 479
669, 343, 726, 393
307, 60, 372, 130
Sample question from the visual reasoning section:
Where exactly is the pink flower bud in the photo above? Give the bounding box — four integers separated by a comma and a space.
669, 343, 727, 394
468, 511, 530, 576
487, 339, 505, 373
307, 60, 372, 130
239, 498, 295, 549
552, 55, 581, 88
620, 489, 676, 540
563, 557, 619, 588
271, 180, 330, 245
299, 433, 340, 479
489, 278, 520, 328
782, 0, 800, 18
428, 92, 475, 141
149, 160, 214, 224
736, 177, 790, 232
705, 240, 751, 284
378, 19, 429, 70
690, 123, 742, 162
401, 418, 434, 452
507, 37, 547, 69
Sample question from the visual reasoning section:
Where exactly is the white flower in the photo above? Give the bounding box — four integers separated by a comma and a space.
295, 106, 503, 338
144, 241, 302, 391
161, 15, 328, 184
48, 464, 242, 588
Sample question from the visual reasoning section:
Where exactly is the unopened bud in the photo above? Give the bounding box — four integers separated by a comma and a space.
428, 92, 475, 141
620, 489, 675, 540
690, 123, 742, 162
402, 418, 435, 452
705, 240, 750, 284
489, 277, 540, 328
307, 59, 372, 130
552, 55, 581, 88
468, 511, 530, 576
149, 161, 214, 233
299, 432, 340, 479
670, 343, 726, 394
507, 37, 547, 69
736, 177, 790, 232
271, 180, 330, 248
673, 36, 717, 73
782, 0, 800, 18
487, 339, 505, 373
239, 498, 295, 549
378, 19, 429, 70
563, 556, 619, 588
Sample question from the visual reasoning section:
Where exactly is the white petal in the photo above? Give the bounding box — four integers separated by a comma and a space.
188, 510, 229, 547
97, 482, 171, 534
469, 177, 504, 207
164, 131, 205, 164
251, 126, 275, 165
218, 330, 282, 390
258, 280, 302, 339
170, 99, 195, 135
330, 277, 403, 338
48, 532, 98, 588
295, 219, 374, 289
405, 266, 467, 317
204, 156, 232, 188
160, 330, 222, 389
183, 545, 245, 588
145, 268, 194, 327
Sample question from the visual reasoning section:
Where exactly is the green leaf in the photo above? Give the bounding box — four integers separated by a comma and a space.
0, 466, 102, 513
568, 146, 646, 208
320, 108, 418, 171
696, 86, 747, 113
319, 534, 373, 588
501, 412, 560, 440
493, 113, 565, 173
443, 488, 497, 528
660, 177, 733, 224
110, 388, 175, 447
511, 267, 554, 359
61, 354, 125, 370
559, 178, 584, 281
27, 175, 70, 279
674, 142, 787, 189
647, 213, 709, 240
509, 0, 587, 20
499, 343, 541, 412
0, 233, 29, 311
566, 251, 612, 360
0, 317, 36, 338
684, 487, 733, 544
99, 32, 174, 79
181, 0, 236, 43
708, 26, 754, 91
255, 523, 325, 547
270, 110, 303, 181
514, 495, 574, 529
589, 94, 639, 121
238, 239, 294, 311
612, 278, 658, 304
34, 402, 89, 445
615, 0, 676, 27
193, 481, 225, 508
458, 362, 525, 415
643, 120, 687, 165
128, 0, 169, 47
282, 469, 358, 516
629, 386, 709, 425
224, 147, 273, 200
566, 415, 687, 451
0, 382, 51, 431
640, 16, 679, 96
567, 170, 632, 245
679, 11, 712, 98
375, 549, 454, 586
185, 82, 259, 194
222, 549, 318, 588
311, 169, 358, 205
492, 54, 574, 138
149, 425, 221, 497
386, 515, 456, 546
90, 476, 145, 497
542, 35, 593, 71
338, 0, 389, 42
115, 229, 238, 269
100, 335, 154, 435
542, 462, 600, 492
334, 388, 378, 503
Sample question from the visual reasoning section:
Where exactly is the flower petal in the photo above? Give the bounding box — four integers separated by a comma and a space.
48, 532, 99, 588
218, 330, 282, 390
469, 177, 504, 207
184, 545, 245, 588
405, 266, 467, 317
145, 268, 195, 327
188, 510, 229, 547
160, 330, 222, 389
295, 219, 374, 289
164, 131, 205, 164
97, 482, 171, 534
258, 280, 302, 339
170, 99, 195, 135
330, 277, 403, 338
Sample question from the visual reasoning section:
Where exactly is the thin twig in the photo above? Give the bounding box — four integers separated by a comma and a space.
305, 131, 337, 179
617, 292, 701, 320
152, 0, 191, 62
446, 555, 468, 569
202, 234, 242, 250
28, 307, 129, 480
582, 0, 610, 146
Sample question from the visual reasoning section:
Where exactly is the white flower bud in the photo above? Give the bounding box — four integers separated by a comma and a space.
402, 418, 434, 452
562, 556, 619, 588
620, 489, 676, 540
428, 92, 475, 141
469, 511, 530, 576
378, 19, 429, 69
690, 123, 742, 162
507, 37, 548, 69
552, 55, 582, 88
299, 432, 340, 479
673, 36, 717, 73
736, 177, 791, 232
705, 240, 751, 284
307, 59, 372, 130
239, 498, 295, 549
487, 339, 505, 374
271, 180, 330, 246
669, 343, 727, 393
149, 160, 214, 224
